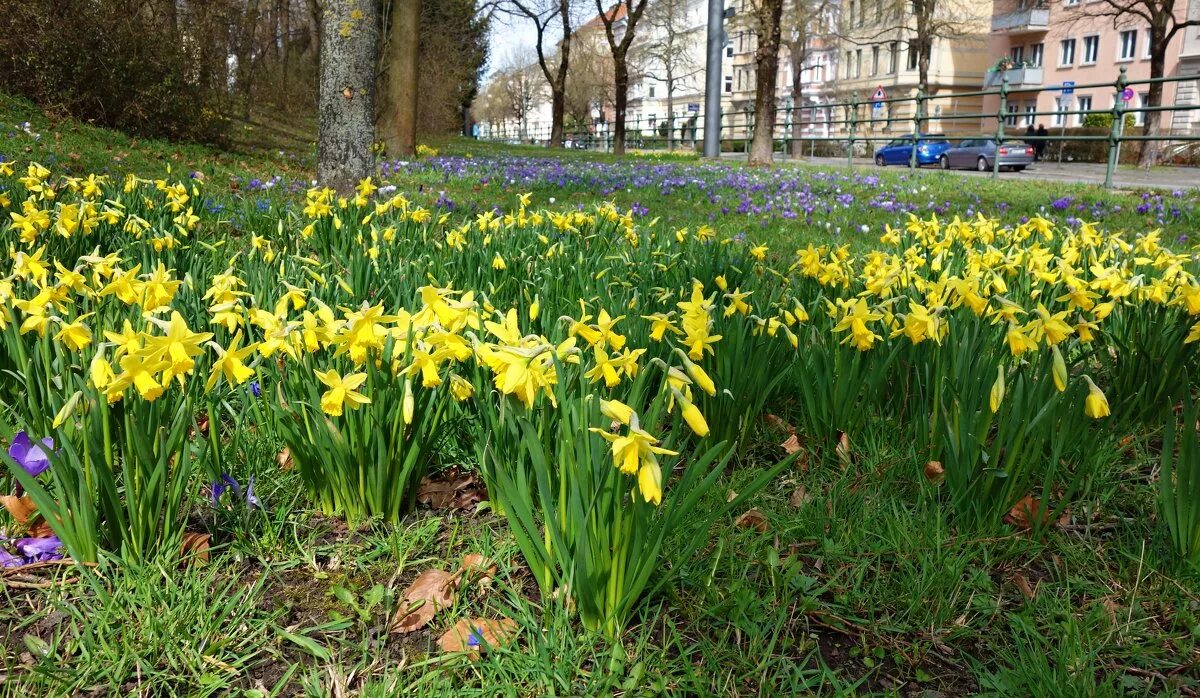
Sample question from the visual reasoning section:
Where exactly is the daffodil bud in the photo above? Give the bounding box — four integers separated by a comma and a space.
989, 365, 1006, 413
600, 399, 635, 426
1051, 345, 1068, 392
403, 379, 415, 425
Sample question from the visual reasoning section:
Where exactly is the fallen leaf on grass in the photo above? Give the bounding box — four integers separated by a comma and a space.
789, 486, 811, 508
1004, 495, 1059, 530
417, 469, 488, 511
437, 617, 518, 658
764, 414, 796, 435
1, 495, 36, 524
835, 432, 852, 467
389, 569, 457, 634
457, 554, 498, 589
923, 461, 944, 485
735, 509, 770, 532
780, 434, 802, 455
1012, 572, 1036, 601
180, 532, 210, 564
276, 447, 293, 471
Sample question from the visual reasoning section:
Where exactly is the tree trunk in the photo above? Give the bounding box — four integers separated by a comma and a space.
749, 0, 784, 165
550, 84, 565, 147
1139, 37, 1168, 168
789, 44, 805, 157
318, 0, 380, 193
613, 56, 629, 155
380, 0, 421, 157
666, 83, 675, 150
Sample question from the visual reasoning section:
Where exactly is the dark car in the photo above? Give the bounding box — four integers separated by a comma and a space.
939, 138, 1035, 172
874, 135, 951, 167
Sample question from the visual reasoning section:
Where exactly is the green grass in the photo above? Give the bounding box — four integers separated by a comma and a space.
3, 95, 1200, 695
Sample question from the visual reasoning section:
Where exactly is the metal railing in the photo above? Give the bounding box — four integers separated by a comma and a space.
477, 66, 1200, 188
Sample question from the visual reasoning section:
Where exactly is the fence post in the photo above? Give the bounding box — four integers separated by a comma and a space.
848, 95, 859, 168
910, 88, 925, 169
994, 76, 1009, 180
1105, 66, 1128, 189
744, 108, 753, 155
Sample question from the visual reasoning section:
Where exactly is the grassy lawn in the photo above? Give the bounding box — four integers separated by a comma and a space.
1, 95, 1199, 696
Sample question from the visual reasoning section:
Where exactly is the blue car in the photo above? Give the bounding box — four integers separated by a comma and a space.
874, 135, 951, 167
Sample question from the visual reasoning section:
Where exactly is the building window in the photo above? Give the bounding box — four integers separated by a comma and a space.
1024, 103, 1036, 126
1059, 38, 1076, 66
648, 115, 656, 129
1030, 43, 1044, 67
1054, 97, 1069, 126
724, 75, 732, 93
1066, 0, 1079, 5
875, 0, 883, 22
1075, 95, 1092, 125
1144, 29, 1153, 58
1119, 30, 1136, 61
1010, 46, 1024, 63
846, 50, 853, 78
907, 42, 919, 71
726, 45, 733, 58
849, 0, 856, 25
1006, 103, 1019, 126
648, 84, 656, 98
1082, 35, 1098, 64
871, 46, 880, 76
855, 49, 863, 78
1136, 91, 1149, 125
888, 41, 899, 73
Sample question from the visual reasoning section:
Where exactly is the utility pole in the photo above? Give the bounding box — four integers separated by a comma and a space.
703, 0, 724, 158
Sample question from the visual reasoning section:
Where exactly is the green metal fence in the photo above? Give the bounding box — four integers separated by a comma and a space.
478, 66, 1200, 189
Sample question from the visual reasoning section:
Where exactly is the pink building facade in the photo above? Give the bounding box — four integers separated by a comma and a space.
984, 0, 1193, 132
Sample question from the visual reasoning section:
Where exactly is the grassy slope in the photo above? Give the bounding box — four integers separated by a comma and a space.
1, 97, 1198, 696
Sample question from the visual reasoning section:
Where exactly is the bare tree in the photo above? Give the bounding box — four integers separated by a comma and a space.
592, 0, 651, 154
1063, 0, 1200, 166
781, 0, 833, 156
379, 0, 421, 157
318, 0, 380, 193
480, 52, 545, 139
565, 35, 614, 128
635, 0, 700, 149
501, 0, 575, 146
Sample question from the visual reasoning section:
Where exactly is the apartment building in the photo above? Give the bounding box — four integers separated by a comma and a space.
834, 0, 993, 136
984, 0, 1193, 132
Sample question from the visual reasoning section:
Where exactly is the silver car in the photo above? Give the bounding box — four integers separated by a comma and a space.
939, 138, 1035, 172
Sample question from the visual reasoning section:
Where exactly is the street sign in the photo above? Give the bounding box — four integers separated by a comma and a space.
871, 86, 886, 102
1121, 87, 1135, 102
687, 103, 700, 113
1060, 81, 1075, 95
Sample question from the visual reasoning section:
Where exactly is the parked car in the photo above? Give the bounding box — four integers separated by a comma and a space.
939, 138, 1034, 172
874, 135, 951, 167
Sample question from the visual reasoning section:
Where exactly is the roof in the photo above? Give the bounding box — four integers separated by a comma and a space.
581, 3, 627, 31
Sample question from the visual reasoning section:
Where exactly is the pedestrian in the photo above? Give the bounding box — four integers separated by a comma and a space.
1034, 124, 1049, 161
1024, 123, 1036, 147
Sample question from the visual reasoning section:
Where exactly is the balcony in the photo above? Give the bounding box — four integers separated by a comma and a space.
991, 8, 1050, 34
984, 66, 1044, 88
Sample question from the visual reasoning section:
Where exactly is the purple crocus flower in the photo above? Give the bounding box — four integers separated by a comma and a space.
8, 432, 54, 477
211, 474, 262, 510
0, 548, 22, 568
14, 536, 62, 560
466, 627, 485, 648
250, 380, 262, 398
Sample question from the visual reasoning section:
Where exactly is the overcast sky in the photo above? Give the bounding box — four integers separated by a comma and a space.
487, 14, 542, 76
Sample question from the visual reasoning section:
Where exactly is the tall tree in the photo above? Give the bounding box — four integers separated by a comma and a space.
503, 0, 574, 147
636, 0, 700, 150
318, 0, 381, 193
593, 0, 650, 155
746, 0, 785, 165
1066, 0, 1200, 166
380, 0, 421, 156
781, 0, 832, 157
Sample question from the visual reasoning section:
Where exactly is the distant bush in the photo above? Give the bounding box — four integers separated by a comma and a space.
1081, 113, 1137, 130
0, 0, 229, 143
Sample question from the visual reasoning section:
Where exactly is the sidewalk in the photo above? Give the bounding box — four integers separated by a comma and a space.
721, 153, 1200, 190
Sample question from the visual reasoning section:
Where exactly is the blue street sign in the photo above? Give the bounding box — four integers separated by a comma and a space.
1060, 81, 1075, 95
687, 103, 700, 113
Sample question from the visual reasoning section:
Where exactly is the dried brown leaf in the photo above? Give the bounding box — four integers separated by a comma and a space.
1004, 495, 1051, 530
780, 434, 802, 455
923, 461, 945, 485
389, 569, 458, 634
789, 486, 811, 508
180, 532, 210, 564
1012, 572, 1036, 601
735, 508, 770, 532
835, 432, 852, 467
1, 495, 36, 524
417, 470, 487, 511
437, 617, 518, 658
764, 414, 796, 435
276, 447, 294, 471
